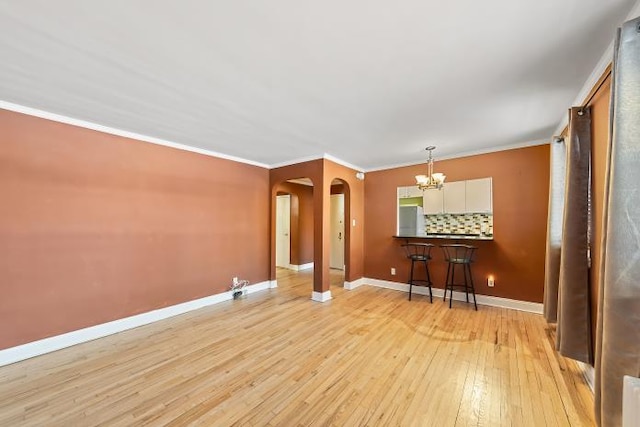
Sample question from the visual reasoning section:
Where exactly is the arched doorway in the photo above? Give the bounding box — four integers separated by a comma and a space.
273, 178, 314, 279
329, 178, 350, 285
269, 158, 363, 302
275, 193, 291, 269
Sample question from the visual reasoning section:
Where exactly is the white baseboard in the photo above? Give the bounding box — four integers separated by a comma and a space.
577, 361, 595, 393
269, 280, 278, 288
0, 280, 273, 367
344, 278, 366, 290
311, 290, 332, 302
362, 278, 543, 314
283, 262, 314, 272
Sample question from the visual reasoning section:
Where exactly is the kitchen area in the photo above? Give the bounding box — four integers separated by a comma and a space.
397, 177, 493, 241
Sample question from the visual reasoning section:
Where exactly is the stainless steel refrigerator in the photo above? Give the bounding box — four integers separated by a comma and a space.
398, 205, 425, 236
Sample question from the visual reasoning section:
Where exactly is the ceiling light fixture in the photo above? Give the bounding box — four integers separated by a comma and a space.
415, 146, 446, 190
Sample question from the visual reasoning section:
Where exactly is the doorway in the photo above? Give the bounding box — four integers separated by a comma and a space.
275, 194, 291, 268
330, 193, 345, 270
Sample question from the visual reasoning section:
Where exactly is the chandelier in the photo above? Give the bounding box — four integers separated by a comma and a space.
415, 146, 446, 190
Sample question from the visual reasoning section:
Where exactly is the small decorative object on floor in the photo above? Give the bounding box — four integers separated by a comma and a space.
230, 277, 249, 299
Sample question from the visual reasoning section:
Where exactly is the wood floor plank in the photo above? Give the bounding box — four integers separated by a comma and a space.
0, 269, 595, 426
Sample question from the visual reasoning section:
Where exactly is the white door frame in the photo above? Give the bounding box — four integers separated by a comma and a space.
330, 193, 345, 270
276, 195, 291, 268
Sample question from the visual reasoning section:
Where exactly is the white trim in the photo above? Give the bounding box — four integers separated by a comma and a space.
627, 0, 640, 20
344, 277, 366, 290
0, 100, 269, 169
0, 280, 273, 367
311, 290, 332, 302
284, 262, 314, 272
0, 99, 550, 174
269, 153, 365, 172
269, 154, 325, 169
322, 153, 364, 173
552, 1, 640, 137
553, 44, 613, 136
297, 262, 314, 271
365, 139, 549, 173
363, 278, 543, 314
269, 280, 278, 289
577, 361, 595, 393
287, 178, 314, 187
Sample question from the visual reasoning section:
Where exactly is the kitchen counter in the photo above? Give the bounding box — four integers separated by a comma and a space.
394, 234, 494, 241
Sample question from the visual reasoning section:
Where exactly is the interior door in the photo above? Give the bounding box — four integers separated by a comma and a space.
276, 195, 291, 268
330, 194, 345, 270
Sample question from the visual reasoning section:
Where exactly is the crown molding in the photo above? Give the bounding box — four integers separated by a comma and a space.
628, 0, 640, 20
0, 100, 270, 169
268, 154, 325, 169
268, 153, 365, 172
322, 153, 365, 172
0, 99, 549, 174
553, 0, 640, 136
365, 138, 549, 173
286, 178, 314, 187
1, 100, 367, 173
553, 44, 613, 136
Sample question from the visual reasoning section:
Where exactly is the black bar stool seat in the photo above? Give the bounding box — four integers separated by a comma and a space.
401, 243, 434, 302
441, 244, 478, 310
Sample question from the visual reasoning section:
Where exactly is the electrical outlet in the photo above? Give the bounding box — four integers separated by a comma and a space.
391, 268, 396, 275
488, 276, 495, 287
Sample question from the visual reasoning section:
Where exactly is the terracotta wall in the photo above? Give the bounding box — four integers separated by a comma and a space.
588, 75, 611, 345
270, 159, 365, 289
270, 159, 323, 285
324, 160, 365, 282
330, 184, 344, 195
274, 182, 314, 266
364, 145, 550, 303
0, 109, 270, 350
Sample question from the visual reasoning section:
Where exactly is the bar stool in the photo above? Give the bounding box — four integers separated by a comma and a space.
401, 243, 434, 302
441, 244, 477, 310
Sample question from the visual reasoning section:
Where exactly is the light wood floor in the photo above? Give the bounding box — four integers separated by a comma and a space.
0, 269, 594, 426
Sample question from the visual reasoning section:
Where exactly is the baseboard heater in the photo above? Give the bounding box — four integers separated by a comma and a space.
623, 375, 640, 427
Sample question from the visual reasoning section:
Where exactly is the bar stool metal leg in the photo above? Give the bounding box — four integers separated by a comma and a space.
467, 263, 477, 310
443, 261, 451, 302
408, 259, 415, 301
449, 262, 455, 308
424, 259, 433, 303
402, 243, 434, 303
440, 244, 478, 310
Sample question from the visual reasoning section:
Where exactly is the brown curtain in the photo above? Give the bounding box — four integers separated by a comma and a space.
543, 137, 566, 322
595, 17, 640, 427
556, 106, 593, 364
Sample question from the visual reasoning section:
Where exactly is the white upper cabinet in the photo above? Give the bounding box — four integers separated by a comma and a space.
406, 186, 423, 198
398, 185, 423, 198
443, 181, 466, 214
465, 177, 492, 213
423, 188, 444, 214
397, 178, 492, 220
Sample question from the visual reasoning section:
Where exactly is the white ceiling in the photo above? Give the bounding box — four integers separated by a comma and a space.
0, 1, 636, 170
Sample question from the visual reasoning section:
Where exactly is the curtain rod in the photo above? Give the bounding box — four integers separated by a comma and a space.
558, 64, 613, 136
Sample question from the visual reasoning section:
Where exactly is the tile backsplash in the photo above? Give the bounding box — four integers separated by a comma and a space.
425, 213, 493, 235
